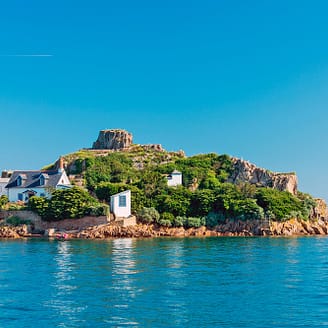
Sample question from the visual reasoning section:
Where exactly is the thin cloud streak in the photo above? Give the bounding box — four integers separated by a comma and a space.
0, 54, 53, 57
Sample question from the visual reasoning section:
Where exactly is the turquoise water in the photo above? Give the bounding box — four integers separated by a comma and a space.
1, 237, 328, 327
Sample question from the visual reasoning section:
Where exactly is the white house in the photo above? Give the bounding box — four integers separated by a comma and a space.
167, 170, 182, 187
0, 178, 9, 197
110, 190, 131, 218
5, 166, 71, 202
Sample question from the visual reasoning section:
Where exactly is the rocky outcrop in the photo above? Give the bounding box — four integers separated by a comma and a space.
3, 218, 328, 238
312, 198, 328, 219
0, 225, 31, 238
77, 224, 220, 239
75, 218, 328, 238
228, 158, 298, 194
92, 129, 133, 150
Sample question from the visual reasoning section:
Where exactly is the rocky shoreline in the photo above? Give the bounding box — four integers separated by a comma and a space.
2, 218, 328, 239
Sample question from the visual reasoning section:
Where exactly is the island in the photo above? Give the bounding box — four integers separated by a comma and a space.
0, 129, 327, 239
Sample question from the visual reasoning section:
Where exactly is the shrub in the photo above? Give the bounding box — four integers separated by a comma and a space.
173, 216, 186, 227
6, 216, 31, 226
95, 182, 127, 202
86, 204, 110, 217
28, 196, 48, 218
205, 212, 225, 228
190, 189, 215, 216
0, 195, 8, 209
29, 187, 106, 221
255, 188, 304, 221
158, 212, 174, 227
155, 187, 192, 217
137, 207, 160, 224
185, 217, 206, 228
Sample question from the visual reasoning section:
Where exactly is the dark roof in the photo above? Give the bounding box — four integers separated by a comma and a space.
6, 170, 64, 189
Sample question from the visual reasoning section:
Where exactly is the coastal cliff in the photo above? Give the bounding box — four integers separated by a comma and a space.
229, 158, 298, 194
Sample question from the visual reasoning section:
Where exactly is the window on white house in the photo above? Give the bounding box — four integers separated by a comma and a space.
40, 175, 45, 186
17, 176, 22, 186
40, 193, 45, 197
119, 195, 127, 207
18, 193, 23, 201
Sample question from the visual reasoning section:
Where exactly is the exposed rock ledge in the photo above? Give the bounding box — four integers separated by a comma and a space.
75, 219, 328, 238
2, 219, 328, 239
228, 158, 298, 194
0, 225, 31, 239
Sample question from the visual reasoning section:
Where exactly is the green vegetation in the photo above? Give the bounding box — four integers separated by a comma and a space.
31, 150, 318, 226
29, 187, 109, 221
0, 195, 9, 209
5, 216, 31, 226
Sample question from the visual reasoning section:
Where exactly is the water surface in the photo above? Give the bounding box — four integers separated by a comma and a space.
1, 237, 328, 327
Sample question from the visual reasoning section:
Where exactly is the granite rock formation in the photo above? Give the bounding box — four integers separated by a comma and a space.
228, 158, 298, 194
92, 129, 133, 150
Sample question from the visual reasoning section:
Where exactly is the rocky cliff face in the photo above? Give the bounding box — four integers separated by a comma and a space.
92, 129, 133, 150
228, 158, 298, 194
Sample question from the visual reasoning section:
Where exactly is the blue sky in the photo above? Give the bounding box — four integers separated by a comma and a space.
1, 0, 328, 199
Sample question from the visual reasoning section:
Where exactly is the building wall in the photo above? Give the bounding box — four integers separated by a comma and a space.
58, 171, 71, 185
8, 187, 50, 202
167, 173, 182, 187
110, 190, 131, 218
0, 182, 8, 197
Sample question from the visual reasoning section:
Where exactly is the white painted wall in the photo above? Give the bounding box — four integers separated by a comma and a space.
110, 190, 131, 218
58, 171, 71, 185
8, 187, 52, 202
0, 178, 9, 197
167, 171, 182, 187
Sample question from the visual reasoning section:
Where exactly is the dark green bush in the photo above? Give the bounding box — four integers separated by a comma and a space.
158, 212, 175, 227
6, 216, 31, 226
137, 207, 160, 224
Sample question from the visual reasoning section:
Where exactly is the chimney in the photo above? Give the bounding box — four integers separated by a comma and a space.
58, 157, 64, 173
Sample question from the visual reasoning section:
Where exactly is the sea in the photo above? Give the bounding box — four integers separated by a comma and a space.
1, 237, 328, 327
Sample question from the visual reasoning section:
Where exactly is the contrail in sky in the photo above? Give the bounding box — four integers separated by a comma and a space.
0, 54, 53, 57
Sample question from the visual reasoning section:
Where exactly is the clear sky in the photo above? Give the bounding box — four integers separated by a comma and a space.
1, 0, 328, 200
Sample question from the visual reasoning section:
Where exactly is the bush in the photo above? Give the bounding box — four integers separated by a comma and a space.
190, 189, 215, 216
0, 195, 8, 209
29, 187, 106, 221
205, 212, 225, 228
137, 207, 160, 224
86, 204, 110, 217
28, 196, 49, 218
6, 216, 31, 226
95, 182, 127, 202
173, 216, 186, 227
255, 188, 304, 221
158, 212, 174, 227
155, 187, 192, 217
185, 217, 206, 228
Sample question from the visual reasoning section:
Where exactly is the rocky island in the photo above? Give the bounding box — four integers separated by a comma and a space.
0, 128, 327, 239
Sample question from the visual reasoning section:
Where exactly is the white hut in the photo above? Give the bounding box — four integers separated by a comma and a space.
110, 190, 131, 218
167, 170, 182, 187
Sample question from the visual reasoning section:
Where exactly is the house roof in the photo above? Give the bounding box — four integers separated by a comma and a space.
110, 190, 131, 198
6, 170, 66, 189
172, 169, 182, 174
